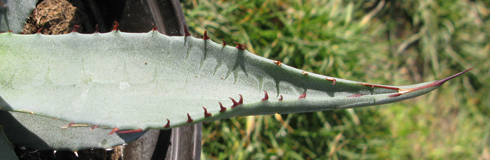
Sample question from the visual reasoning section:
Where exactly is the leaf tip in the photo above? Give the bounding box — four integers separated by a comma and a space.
389, 68, 472, 97
435, 68, 473, 86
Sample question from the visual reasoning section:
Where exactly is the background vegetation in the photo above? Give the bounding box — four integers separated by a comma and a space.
183, 0, 489, 159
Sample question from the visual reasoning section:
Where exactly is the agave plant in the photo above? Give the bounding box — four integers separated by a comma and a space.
0, 0, 471, 158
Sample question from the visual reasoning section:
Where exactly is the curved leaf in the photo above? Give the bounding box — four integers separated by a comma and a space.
0, 111, 146, 151
0, 31, 470, 131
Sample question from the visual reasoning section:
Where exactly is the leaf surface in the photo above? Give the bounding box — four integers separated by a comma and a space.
0, 31, 470, 131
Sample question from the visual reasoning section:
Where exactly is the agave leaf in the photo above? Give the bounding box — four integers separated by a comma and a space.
0, 111, 146, 150
0, 0, 38, 33
0, 124, 18, 160
0, 31, 470, 131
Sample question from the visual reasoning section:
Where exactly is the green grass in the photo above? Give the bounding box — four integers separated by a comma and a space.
183, 0, 490, 159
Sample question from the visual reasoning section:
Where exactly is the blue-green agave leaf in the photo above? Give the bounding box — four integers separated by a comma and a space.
0, 31, 470, 132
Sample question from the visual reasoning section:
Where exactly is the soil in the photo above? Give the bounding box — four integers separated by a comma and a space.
23, 0, 80, 34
